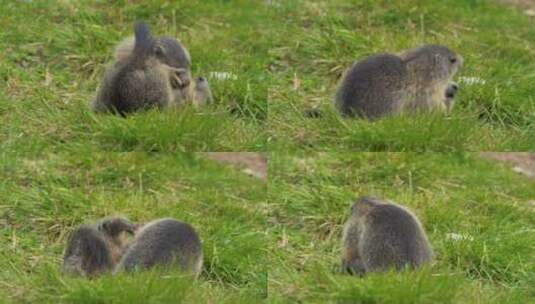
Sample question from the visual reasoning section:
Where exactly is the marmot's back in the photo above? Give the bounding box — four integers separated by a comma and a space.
117, 218, 203, 276
363, 204, 433, 270
335, 54, 406, 119
62, 225, 113, 277
341, 197, 433, 275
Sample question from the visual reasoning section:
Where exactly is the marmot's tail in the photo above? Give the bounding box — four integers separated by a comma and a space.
132, 21, 154, 58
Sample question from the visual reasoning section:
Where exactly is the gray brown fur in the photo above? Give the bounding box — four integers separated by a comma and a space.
113, 35, 193, 91
115, 218, 203, 277
100, 33, 212, 109
62, 217, 137, 277
91, 22, 195, 115
169, 75, 213, 107
341, 197, 433, 275
334, 44, 463, 119
115, 36, 212, 107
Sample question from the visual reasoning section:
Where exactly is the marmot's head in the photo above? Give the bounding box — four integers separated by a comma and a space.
193, 76, 213, 105
401, 44, 463, 83
157, 37, 192, 89
97, 217, 137, 238
349, 196, 384, 218
97, 217, 139, 263
156, 37, 191, 70
114, 36, 192, 89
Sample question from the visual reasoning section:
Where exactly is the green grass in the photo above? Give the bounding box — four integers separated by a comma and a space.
268, 0, 535, 151
0, 0, 270, 152
268, 152, 535, 302
1, 0, 535, 303
0, 150, 267, 302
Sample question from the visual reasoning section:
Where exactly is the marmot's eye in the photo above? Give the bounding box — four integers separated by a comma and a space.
154, 45, 165, 56
449, 57, 457, 64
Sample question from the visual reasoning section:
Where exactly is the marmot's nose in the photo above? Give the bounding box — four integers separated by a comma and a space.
446, 82, 459, 98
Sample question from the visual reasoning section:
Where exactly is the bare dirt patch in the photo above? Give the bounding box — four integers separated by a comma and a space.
480, 152, 535, 179
199, 152, 267, 180
497, 0, 535, 16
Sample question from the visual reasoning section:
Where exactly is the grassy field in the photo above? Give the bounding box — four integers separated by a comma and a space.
0, 0, 269, 152
0, 151, 267, 302
268, 152, 535, 302
1, 0, 535, 303
268, 0, 535, 151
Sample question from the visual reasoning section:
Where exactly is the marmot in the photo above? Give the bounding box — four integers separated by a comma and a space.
109, 34, 212, 108
90, 22, 194, 115
62, 217, 137, 277
444, 81, 459, 110
189, 76, 213, 106
334, 44, 463, 119
341, 197, 433, 275
115, 218, 203, 278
